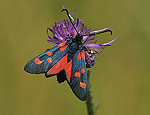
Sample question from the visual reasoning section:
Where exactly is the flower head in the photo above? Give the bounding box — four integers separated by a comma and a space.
47, 8, 118, 68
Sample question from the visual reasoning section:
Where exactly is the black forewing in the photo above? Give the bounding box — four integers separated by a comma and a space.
24, 42, 69, 74
68, 49, 88, 101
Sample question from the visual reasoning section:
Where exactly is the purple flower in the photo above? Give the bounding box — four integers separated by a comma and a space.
47, 7, 118, 68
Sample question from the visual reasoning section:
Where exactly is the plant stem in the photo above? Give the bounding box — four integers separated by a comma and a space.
86, 70, 99, 115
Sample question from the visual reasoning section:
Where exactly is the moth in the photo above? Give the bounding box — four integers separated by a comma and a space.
24, 8, 113, 101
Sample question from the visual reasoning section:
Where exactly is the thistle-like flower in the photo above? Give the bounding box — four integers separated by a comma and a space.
47, 8, 117, 68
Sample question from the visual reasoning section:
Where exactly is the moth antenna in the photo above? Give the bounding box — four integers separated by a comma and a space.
82, 29, 112, 44
88, 29, 112, 36
61, 8, 112, 44
61, 9, 79, 35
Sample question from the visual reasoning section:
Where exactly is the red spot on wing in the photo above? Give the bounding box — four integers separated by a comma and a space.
80, 82, 86, 89
34, 58, 42, 65
81, 50, 85, 60
81, 68, 85, 74
77, 52, 81, 60
47, 57, 52, 64
47, 54, 68, 75
60, 45, 67, 51
46, 53, 72, 83
74, 72, 80, 77
58, 41, 66, 47
64, 59, 73, 83
47, 51, 52, 56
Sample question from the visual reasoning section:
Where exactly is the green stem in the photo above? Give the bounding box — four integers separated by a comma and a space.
86, 70, 99, 115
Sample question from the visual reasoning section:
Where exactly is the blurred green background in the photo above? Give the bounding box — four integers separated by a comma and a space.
0, 0, 149, 115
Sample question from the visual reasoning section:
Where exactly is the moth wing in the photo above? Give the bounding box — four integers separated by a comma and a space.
67, 49, 88, 101
24, 41, 69, 74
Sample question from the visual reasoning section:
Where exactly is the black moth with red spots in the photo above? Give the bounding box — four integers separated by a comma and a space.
25, 32, 88, 101
24, 8, 114, 101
